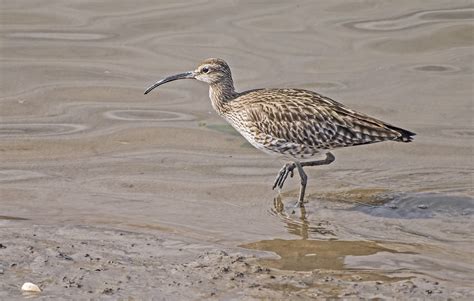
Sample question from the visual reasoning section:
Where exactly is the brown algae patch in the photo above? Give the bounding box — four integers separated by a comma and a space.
316, 188, 392, 206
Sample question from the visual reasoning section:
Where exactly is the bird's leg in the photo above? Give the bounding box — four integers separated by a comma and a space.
294, 162, 307, 207
294, 152, 335, 206
300, 152, 335, 168
272, 162, 296, 190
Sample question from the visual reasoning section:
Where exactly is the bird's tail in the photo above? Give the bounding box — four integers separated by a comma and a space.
386, 124, 416, 142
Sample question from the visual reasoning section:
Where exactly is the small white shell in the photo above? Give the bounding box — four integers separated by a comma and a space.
21, 282, 41, 292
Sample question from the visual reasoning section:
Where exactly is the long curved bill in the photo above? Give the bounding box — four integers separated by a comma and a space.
144, 71, 195, 95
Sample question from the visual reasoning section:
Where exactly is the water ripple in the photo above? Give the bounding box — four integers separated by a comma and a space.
0, 123, 87, 138
439, 127, 474, 138
103, 109, 195, 122
345, 7, 474, 32
0, 170, 48, 182
5, 32, 112, 41
268, 196, 337, 239
412, 64, 460, 73
367, 24, 473, 53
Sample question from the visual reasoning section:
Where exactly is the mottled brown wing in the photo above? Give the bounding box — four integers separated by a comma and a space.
237, 88, 413, 150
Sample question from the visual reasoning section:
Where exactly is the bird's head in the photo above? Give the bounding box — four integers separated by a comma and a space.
193, 58, 232, 85
144, 58, 232, 94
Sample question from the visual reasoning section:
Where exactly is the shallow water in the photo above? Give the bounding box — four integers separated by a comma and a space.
1, 0, 473, 295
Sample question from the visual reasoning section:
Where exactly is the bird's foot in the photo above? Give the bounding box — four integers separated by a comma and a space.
295, 199, 306, 208
272, 162, 296, 190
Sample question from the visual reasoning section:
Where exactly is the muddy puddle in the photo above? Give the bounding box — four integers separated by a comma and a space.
242, 239, 414, 271
1, 0, 473, 299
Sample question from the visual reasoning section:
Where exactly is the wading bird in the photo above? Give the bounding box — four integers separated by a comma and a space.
145, 58, 414, 207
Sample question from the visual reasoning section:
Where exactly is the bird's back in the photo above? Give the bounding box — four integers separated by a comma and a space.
224, 88, 414, 158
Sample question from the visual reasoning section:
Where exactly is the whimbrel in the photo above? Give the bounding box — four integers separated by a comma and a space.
145, 58, 415, 206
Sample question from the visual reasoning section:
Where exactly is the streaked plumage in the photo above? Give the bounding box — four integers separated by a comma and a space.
145, 58, 415, 206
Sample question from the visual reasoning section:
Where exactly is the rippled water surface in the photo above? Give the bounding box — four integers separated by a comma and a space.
1, 0, 473, 295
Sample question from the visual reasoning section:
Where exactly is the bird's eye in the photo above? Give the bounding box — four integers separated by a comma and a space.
202, 67, 209, 73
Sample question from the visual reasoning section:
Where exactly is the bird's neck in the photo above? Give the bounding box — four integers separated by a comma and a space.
209, 79, 237, 115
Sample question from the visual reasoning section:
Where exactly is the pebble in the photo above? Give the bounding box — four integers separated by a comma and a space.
21, 282, 41, 292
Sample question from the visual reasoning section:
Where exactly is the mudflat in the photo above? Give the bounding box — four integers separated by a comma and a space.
1, 0, 473, 299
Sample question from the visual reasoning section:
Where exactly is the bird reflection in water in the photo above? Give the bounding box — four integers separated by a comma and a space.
272, 195, 335, 239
